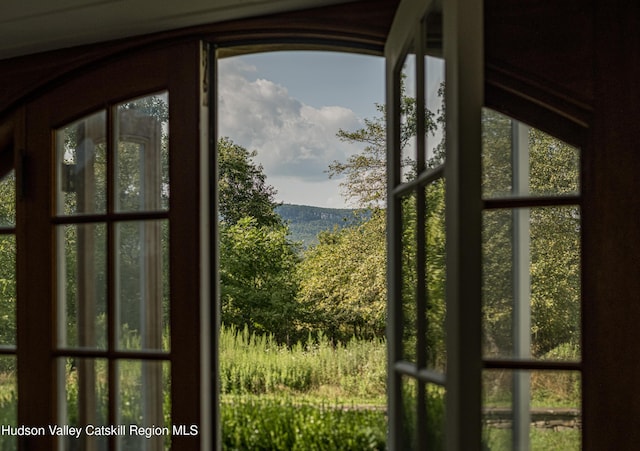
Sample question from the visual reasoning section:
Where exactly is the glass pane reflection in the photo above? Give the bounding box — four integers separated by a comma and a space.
424, 180, 446, 371
57, 223, 107, 350
482, 108, 580, 199
483, 369, 581, 451
482, 207, 581, 360
0, 356, 17, 450
0, 235, 16, 346
116, 360, 171, 451
401, 195, 417, 363
115, 93, 169, 213
0, 170, 15, 227
55, 111, 107, 216
58, 357, 108, 451
116, 220, 169, 351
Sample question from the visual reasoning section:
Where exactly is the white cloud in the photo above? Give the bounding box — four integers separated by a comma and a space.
217, 58, 363, 184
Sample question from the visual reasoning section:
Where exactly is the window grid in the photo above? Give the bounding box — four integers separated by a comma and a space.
387, 5, 447, 449
53, 93, 171, 451
480, 113, 582, 451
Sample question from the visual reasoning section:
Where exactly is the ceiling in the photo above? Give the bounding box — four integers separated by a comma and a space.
0, 0, 354, 60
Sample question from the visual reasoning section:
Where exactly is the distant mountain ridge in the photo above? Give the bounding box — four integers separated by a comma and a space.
275, 204, 364, 247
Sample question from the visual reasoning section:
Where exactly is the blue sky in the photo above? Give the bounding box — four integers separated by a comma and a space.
235, 51, 385, 120
217, 51, 385, 209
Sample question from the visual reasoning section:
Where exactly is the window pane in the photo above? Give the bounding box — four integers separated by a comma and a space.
424, 383, 445, 449
0, 235, 15, 346
58, 357, 108, 451
0, 170, 15, 226
116, 360, 171, 451
482, 209, 514, 357
57, 223, 107, 350
424, 180, 446, 371
483, 207, 581, 360
116, 220, 169, 351
483, 369, 581, 450
55, 111, 107, 216
401, 376, 418, 450
482, 108, 580, 199
401, 195, 417, 362
0, 356, 17, 451
425, 56, 445, 168
115, 93, 169, 213
401, 49, 417, 183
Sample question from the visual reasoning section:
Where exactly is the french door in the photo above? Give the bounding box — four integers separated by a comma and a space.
15, 41, 213, 451
385, 0, 484, 449
386, 1, 584, 450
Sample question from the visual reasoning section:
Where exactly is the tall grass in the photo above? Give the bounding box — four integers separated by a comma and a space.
222, 396, 386, 450
0, 328, 581, 450
219, 325, 386, 403
219, 325, 390, 449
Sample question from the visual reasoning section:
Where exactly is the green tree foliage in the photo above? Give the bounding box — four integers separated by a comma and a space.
399, 181, 447, 367
526, 130, 581, 356
302, 82, 444, 353
218, 137, 281, 227
308, 90, 580, 364
327, 82, 436, 208
216, 137, 302, 343
481, 109, 581, 357
296, 211, 386, 343
0, 173, 15, 349
220, 217, 300, 344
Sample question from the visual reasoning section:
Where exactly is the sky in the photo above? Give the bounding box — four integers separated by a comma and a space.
217, 51, 385, 209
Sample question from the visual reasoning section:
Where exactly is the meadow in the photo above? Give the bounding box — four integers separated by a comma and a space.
219, 327, 580, 450
0, 327, 581, 450
219, 325, 388, 450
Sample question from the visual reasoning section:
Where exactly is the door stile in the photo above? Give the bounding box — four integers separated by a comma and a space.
18, 100, 57, 450
442, 0, 484, 449
18, 40, 211, 451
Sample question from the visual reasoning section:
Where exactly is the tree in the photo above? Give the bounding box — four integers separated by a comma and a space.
300, 81, 444, 352
481, 109, 581, 357
327, 81, 436, 208
296, 210, 386, 343
216, 138, 302, 343
220, 217, 301, 344
319, 88, 580, 361
218, 137, 281, 227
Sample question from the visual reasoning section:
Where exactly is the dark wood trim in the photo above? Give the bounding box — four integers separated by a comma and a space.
582, 3, 640, 449
167, 41, 211, 451
484, 0, 594, 149
19, 95, 56, 450
484, 0, 595, 108
0, 119, 14, 178
485, 69, 591, 150
0, 0, 399, 120
16, 39, 209, 450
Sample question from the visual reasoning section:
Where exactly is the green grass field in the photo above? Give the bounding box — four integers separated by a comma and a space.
0, 328, 581, 449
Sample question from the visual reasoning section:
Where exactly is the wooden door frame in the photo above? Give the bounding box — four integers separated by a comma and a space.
19, 40, 210, 451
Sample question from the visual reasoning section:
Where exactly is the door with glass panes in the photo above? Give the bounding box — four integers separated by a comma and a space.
385, 0, 582, 450
386, 0, 484, 447
16, 41, 212, 451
